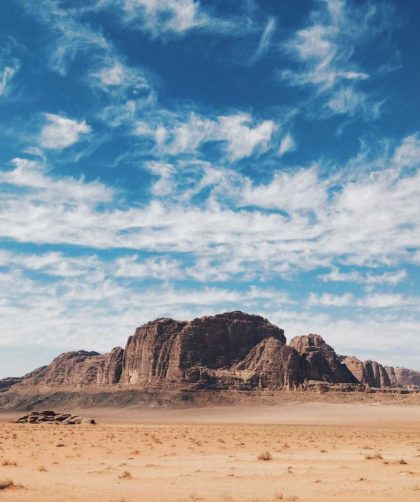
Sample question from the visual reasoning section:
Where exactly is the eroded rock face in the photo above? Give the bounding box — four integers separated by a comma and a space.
7, 312, 419, 394
232, 337, 305, 389
177, 312, 285, 370
121, 318, 188, 384
121, 311, 285, 385
289, 334, 357, 384
385, 367, 420, 388
0, 377, 22, 391
341, 356, 391, 388
21, 348, 124, 387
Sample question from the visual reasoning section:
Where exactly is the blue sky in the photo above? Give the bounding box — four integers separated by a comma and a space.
0, 0, 419, 378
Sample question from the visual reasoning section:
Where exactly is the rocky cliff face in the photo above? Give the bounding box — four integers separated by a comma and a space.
5, 311, 419, 394
20, 348, 124, 388
232, 338, 304, 389
385, 366, 420, 388
121, 311, 285, 385
289, 334, 357, 384
0, 377, 23, 391
342, 356, 391, 388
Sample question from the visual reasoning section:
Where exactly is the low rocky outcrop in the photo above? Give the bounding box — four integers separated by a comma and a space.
15, 410, 96, 425
342, 356, 391, 388
289, 334, 357, 384
20, 348, 124, 388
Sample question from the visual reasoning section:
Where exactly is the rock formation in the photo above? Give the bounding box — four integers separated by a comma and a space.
385, 366, 420, 388
121, 312, 285, 385
342, 356, 391, 388
20, 348, 124, 388
232, 338, 304, 389
289, 334, 357, 384
0, 377, 22, 391
2, 312, 420, 401
15, 410, 96, 425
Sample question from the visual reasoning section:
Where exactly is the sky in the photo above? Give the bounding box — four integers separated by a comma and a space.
0, 0, 419, 378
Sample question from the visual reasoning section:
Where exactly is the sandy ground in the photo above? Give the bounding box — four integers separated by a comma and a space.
1, 403, 420, 501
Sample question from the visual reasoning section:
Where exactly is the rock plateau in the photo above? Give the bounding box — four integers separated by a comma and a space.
1, 312, 419, 409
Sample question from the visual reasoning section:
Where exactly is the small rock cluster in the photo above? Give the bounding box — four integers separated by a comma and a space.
15, 410, 96, 425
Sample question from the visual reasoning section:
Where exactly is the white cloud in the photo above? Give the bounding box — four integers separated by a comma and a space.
135, 112, 276, 161
253, 17, 277, 59
392, 134, 420, 169
359, 293, 409, 309
0, 134, 419, 290
22, 0, 110, 76
308, 292, 354, 307
40, 114, 91, 149
320, 268, 407, 286
280, 0, 392, 118
117, 0, 209, 35
278, 132, 296, 156
0, 60, 20, 97
327, 87, 382, 118
115, 255, 183, 280
219, 114, 275, 161
94, 62, 126, 86
0, 250, 101, 278
0, 158, 112, 204
238, 166, 327, 212
97, 0, 252, 38
308, 291, 419, 309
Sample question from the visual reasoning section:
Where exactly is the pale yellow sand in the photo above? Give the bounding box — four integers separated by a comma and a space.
1, 403, 420, 501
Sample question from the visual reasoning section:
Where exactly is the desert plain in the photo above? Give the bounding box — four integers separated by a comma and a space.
1, 401, 420, 502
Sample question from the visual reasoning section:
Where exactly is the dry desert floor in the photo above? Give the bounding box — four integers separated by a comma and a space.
1, 402, 420, 501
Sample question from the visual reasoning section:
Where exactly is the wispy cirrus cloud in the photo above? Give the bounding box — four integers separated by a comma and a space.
0, 43, 20, 98
0, 59, 20, 97
278, 132, 296, 156
135, 112, 277, 161
279, 0, 395, 118
96, 0, 256, 38
251, 16, 277, 61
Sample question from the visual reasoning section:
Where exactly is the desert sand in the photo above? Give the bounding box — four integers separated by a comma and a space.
1, 402, 420, 501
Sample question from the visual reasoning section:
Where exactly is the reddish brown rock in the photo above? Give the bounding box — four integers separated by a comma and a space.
121, 318, 188, 384
0, 377, 22, 391
21, 348, 124, 387
342, 356, 391, 388
232, 337, 305, 389
16, 410, 96, 425
385, 366, 420, 388
289, 334, 357, 384
121, 311, 285, 385
5, 311, 419, 398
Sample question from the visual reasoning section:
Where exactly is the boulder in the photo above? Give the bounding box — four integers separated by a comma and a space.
15, 410, 95, 425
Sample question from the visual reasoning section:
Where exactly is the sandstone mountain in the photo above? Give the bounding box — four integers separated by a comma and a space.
2, 312, 420, 404
385, 366, 420, 389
